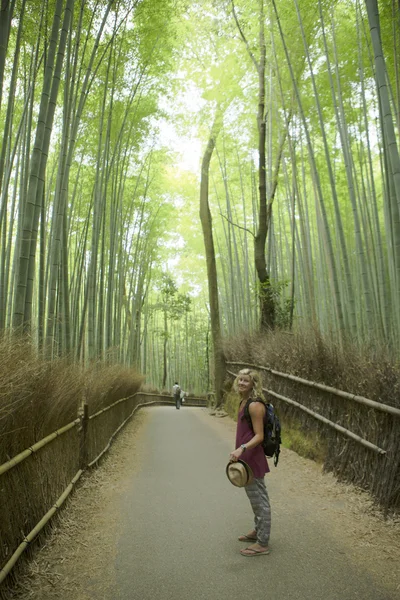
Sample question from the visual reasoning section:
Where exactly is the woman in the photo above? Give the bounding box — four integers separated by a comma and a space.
229, 368, 271, 557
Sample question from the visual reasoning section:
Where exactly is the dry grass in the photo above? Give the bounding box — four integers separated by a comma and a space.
140, 382, 163, 394
0, 336, 144, 599
0, 338, 84, 463
83, 362, 144, 414
224, 328, 400, 408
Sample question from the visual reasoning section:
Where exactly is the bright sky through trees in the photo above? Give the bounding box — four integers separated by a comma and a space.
156, 82, 205, 175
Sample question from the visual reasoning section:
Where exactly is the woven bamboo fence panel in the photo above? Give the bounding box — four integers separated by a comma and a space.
227, 362, 400, 514
87, 395, 138, 466
0, 426, 80, 592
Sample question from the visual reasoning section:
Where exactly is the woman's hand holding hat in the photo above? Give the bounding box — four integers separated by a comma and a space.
229, 446, 245, 462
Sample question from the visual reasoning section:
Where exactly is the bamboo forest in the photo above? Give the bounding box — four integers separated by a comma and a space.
0, 0, 399, 396
2, 2, 400, 597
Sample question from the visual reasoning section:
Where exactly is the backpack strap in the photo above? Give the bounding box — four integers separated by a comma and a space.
243, 397, 266, 431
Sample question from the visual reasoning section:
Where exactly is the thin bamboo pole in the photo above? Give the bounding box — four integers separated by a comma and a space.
88, 395, 136, 420
0, 419, 80, 477
0, 469, 83, 585
226, 361, 400, 417
227, 370, 387, 455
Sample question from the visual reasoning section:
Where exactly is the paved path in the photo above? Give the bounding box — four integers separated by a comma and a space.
98, 407, 397, 600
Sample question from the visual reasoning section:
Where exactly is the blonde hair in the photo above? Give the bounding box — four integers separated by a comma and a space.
233, 368, 266, 401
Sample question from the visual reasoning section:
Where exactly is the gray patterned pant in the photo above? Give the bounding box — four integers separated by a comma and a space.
244, 477, 271, 546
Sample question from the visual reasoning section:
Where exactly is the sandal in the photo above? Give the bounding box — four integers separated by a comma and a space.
240, 546, 270, 557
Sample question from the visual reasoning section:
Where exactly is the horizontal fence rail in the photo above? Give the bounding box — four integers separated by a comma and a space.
226, 361, 400, 417
0, 393, 206, 477
0, 470, 83, 585
0, 391, 206, 590
227, 367, 387, 455
0, 419, 80, 477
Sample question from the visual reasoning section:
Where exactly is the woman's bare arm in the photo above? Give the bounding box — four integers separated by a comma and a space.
229, 402, 265, 461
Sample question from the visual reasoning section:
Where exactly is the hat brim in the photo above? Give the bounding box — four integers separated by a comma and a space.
226, 459, 254, 487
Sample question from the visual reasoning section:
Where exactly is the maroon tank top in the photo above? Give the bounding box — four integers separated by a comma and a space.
236, 405, 270, 478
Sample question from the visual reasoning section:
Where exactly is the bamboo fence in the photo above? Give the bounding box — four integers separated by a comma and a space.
226, 361, 400, 513
227, 361, 400, 417
0, 392, 206, 594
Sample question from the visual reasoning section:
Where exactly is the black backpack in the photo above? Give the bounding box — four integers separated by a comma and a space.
244, 398, 282, 466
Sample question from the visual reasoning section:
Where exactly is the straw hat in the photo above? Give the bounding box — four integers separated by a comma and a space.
226, 460, 254, 487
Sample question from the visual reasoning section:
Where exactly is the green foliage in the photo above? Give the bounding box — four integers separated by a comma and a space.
281, 422, 327, 463
159, 273, 191, 321
256, 279, 293, 329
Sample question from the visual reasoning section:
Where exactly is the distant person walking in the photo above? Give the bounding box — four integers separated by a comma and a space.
229, 368, 271, 557
172, 382, 181, 410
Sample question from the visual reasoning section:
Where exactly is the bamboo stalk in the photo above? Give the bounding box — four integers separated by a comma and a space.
0, 418, 80, 476
0, 469, 83, 585
226, 370, 387, 455
226, 361, 400, 417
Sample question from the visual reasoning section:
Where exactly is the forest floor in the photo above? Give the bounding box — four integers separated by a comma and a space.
6, 407, 400, 600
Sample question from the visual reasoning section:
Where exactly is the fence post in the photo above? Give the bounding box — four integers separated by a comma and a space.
79, 403, 89, 469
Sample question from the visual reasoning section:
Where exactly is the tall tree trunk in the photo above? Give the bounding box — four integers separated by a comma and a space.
253, 0, 275, 330
232, 0, 286, 330
199, 107, 226, 408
